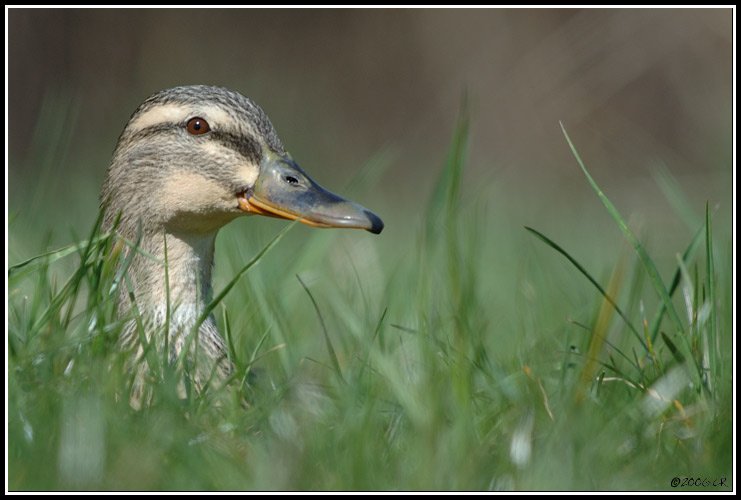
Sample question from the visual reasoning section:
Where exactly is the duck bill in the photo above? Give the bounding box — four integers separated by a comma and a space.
238, 153, 384, 234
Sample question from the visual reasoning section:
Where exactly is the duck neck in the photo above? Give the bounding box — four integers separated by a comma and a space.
122, 229, 217, 328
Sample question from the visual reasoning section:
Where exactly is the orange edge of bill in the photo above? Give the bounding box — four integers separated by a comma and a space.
237, 195, 332, 228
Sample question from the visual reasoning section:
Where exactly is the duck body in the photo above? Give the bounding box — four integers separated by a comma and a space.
101, 86, 382, 402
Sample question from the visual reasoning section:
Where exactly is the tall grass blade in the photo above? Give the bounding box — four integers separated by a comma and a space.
560, 122, 684, 334
704, 202, 717, 394
425, 93, 469, 241
704, 203, 716, 360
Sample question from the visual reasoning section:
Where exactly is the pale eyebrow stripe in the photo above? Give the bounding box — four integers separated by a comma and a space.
126, 103, 258, 138
127, 103, 190, 133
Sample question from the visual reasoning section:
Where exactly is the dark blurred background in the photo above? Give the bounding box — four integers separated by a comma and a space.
8, 8, 733, 257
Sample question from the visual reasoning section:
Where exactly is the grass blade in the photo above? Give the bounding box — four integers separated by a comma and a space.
648, 224, 704, 343
704, 203, 716, 358
222, 307, 237, 368
30, 211, 106, 333
240, 327, 271, 387
704, 202, 717, 394
297, 274, 345, 384
425, 93, 470, 241
8, 236, 108, 276
560, 122, 684, 334
525, 226, 647, 351
358, 307, 388, 381
660, 331, 685, 364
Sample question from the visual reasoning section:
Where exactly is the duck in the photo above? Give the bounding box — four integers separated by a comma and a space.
100, 85, 383, 404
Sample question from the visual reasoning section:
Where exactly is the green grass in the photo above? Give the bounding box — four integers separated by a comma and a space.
7, 114, 733, 491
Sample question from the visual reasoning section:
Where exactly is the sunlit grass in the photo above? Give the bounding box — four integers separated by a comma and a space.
7, 111, 733, 491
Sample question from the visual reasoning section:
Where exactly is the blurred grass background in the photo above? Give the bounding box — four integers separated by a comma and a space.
7, 8, 733, 491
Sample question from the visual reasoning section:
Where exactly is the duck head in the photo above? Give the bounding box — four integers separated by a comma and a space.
102, 85, 383, 236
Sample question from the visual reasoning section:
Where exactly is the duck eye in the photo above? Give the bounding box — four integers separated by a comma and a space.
284, 175, 299, 185
186, 117, 210, 135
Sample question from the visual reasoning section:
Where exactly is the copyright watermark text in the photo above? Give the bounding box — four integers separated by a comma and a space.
671, 476, 727, 488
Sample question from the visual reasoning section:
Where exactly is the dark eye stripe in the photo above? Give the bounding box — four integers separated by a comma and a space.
121, 123, 262, 163
211, 131, 261, 164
